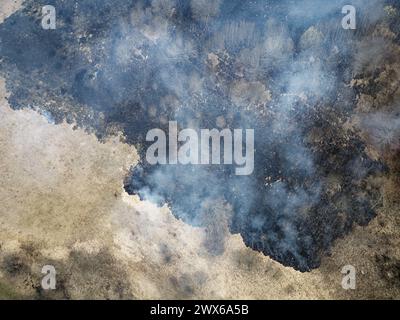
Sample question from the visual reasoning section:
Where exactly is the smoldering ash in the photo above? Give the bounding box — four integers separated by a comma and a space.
146, 121, 254, 176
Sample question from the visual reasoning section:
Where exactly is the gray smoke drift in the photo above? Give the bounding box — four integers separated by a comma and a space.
0, 0, 396, 271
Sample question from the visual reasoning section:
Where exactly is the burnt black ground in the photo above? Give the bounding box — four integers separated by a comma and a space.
0, 0, 393, 271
